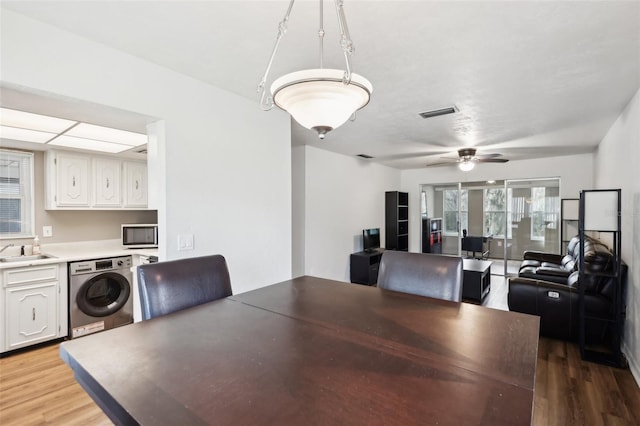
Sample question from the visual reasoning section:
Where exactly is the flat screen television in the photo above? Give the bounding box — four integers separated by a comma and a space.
363, 228, 381, 253
462, 236, 484, 254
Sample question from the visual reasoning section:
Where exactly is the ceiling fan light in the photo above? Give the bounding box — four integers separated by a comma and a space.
271, 69, 372, 138
459, 161, 475, 172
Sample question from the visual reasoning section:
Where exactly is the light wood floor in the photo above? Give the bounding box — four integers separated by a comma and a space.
1, 320, 638, 425
0, 344, 110, 425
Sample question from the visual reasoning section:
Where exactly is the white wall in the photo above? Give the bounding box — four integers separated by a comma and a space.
299, 146, 400, 282
1, 10, 292, 294
291, 145, 306, 277
593, 88, 640, 385
401, 153, 594, 252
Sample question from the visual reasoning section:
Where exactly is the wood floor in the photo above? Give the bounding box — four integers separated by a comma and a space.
1, 302, 639, 426
0, 344, 110, 425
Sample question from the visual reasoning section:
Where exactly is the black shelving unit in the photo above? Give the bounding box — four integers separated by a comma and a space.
578, 189, 625, 367
561, 198, 579, 249
385, 191, 409, 251
422, 217, 442, 254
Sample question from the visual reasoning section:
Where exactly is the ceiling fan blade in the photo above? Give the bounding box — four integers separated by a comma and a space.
477, 158, 509, 163
475, 153, 503, 159
426, 161, 458, 167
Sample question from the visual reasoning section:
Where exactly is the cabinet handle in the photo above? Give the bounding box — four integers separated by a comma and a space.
135, 180, 139, 190
72, 176, 76, 187
106, 177, 110, 189
32, 308, 35, 321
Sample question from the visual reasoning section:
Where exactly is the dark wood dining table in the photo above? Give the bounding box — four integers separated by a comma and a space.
60, 275, 539, 425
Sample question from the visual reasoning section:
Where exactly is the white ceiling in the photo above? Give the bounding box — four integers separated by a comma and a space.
2, 1, 639, 169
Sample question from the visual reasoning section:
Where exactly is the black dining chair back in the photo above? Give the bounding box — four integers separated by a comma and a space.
137, 254, 232, 320
377, 251, 464, 302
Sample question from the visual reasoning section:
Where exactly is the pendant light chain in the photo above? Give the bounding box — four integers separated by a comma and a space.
258, 0, 296, 111
319, 0, 325, 69
334, 0, 354, 84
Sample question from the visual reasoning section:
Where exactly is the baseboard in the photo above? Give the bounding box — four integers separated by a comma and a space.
623, 343, 640, 388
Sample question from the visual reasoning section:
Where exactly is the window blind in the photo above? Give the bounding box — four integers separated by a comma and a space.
0, 150, 34, 237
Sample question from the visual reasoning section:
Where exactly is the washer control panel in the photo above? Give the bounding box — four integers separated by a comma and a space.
70, 256, 132, 275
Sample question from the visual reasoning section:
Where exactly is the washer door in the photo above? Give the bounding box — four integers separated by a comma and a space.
76, 272, 131, 317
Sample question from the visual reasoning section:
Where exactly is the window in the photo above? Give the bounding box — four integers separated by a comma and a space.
483, 188, 510, 238
443, 189, 467, 235
530, 187, 559, 241
420, 191, 427, 218
0, 150, 34, 238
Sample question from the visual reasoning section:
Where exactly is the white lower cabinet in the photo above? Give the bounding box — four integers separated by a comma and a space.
6, 282, 58, 350
1, 263, 68, 353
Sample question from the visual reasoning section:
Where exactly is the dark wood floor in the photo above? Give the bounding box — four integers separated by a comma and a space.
1, 279, 638, 425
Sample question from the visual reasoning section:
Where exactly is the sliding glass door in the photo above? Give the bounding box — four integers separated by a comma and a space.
421, 178, 560, 277
503, 178, 560, 275
428, 183, 464, 256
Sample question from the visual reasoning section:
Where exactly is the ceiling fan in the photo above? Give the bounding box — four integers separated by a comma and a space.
427, 148, 509, 171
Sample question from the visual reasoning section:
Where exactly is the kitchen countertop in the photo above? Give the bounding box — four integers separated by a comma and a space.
0, 239, 158, 269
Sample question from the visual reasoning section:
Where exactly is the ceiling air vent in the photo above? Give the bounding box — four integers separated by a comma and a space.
136, 148, 148, 154
356, 154, 374, 159
418, 106, 458, 119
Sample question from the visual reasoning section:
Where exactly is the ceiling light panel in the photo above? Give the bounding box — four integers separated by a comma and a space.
48, 135, 133, 153
0, 125, 57, 143
65, 123, 147, 146
0, 107, 77, 133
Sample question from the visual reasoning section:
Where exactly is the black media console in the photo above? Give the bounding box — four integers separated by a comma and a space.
350, 249, 384, 286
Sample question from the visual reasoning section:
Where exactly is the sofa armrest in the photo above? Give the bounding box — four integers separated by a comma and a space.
535, 267, 572, 278
508, 277, 578, 340
522, 251, 564, 264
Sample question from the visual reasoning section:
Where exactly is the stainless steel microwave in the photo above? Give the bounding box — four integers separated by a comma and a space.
121, 224, 158, 249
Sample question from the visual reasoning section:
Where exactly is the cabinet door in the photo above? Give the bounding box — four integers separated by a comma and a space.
55, 153, 90, 206
94, 157, 122, 207
123, 161, 148, 208
6, 282, 58, 350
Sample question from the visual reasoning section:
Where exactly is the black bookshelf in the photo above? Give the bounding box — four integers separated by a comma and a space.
385, 191, 409, 251
422, 217, 442, 254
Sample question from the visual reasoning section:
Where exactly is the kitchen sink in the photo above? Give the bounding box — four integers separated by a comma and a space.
0, 254, 56, 263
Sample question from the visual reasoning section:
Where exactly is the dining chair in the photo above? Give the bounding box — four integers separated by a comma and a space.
377, 251, 464, 302
137, 254, 233, 320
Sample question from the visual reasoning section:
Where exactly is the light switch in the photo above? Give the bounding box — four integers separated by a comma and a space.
43, 226, 53, 237
178, 234, 194, 251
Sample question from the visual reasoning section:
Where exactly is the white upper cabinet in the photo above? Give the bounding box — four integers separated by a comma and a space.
93, 157, 122, 207
123, 161, 148, 208
53, 152, 90, 207
46, 150, 148, 210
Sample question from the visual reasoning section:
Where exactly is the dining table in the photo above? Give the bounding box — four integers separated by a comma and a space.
59, 275, 540, 425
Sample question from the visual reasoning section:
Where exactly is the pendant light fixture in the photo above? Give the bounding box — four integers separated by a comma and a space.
257, 0, 372, 139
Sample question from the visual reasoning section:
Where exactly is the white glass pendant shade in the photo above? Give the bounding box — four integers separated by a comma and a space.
271, 69, 372, 138
458, 161, 475, 171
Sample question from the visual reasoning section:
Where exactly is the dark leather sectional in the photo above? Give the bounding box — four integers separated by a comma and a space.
508, 235, 626, 340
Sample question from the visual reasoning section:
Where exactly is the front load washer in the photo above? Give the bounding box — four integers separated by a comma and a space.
69, 256, 133, 338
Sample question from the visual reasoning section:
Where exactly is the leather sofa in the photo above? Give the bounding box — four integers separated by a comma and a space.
508, 235, 625, 340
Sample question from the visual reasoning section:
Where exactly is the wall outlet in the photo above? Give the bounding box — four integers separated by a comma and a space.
42, 226, 53, 237
177, 234, 194, 251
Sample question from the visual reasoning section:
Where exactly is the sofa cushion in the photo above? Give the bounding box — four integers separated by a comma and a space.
567, 235, 581, 255
520, 259, 541, 271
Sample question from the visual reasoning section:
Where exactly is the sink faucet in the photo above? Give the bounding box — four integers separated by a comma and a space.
0, 243, 14, 254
